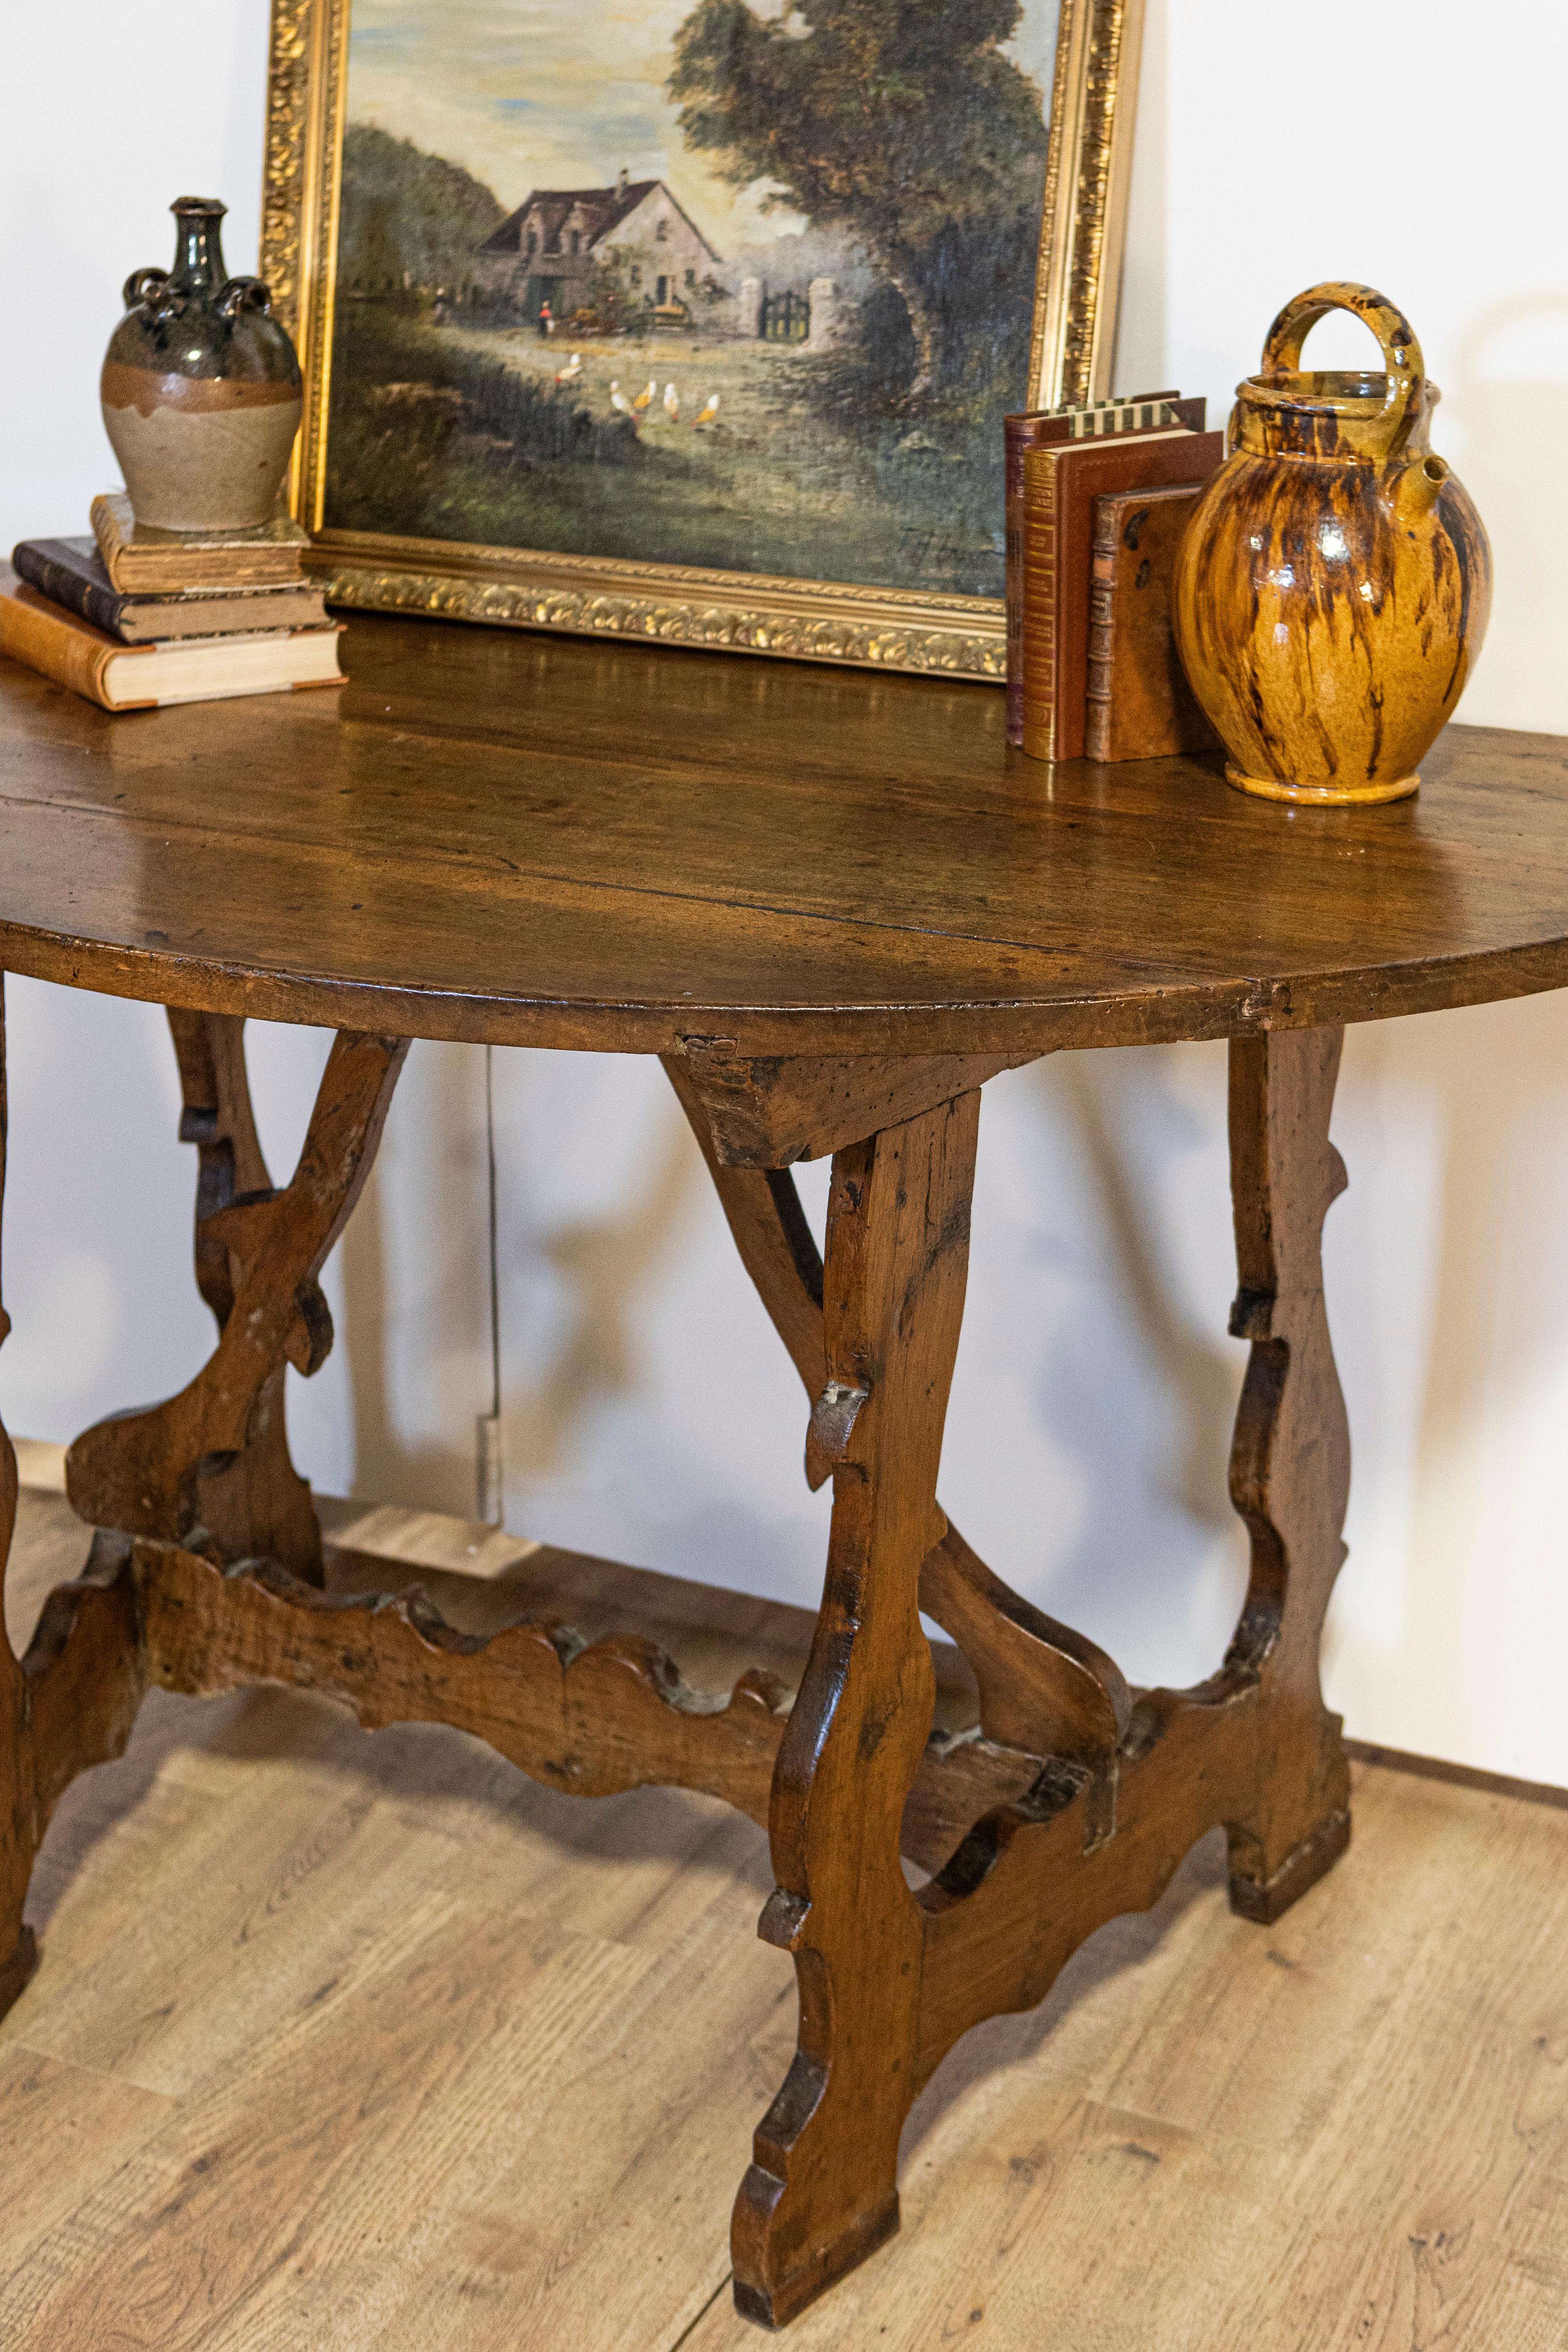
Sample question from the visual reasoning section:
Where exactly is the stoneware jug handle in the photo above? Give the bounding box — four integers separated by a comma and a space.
1260, 281, 1425, 456
123, 266, 179, 322
217, 275, 274, 321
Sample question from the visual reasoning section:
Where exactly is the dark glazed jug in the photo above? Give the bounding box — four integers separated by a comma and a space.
1172, 283, 1491, 805
101, 196, 303, 532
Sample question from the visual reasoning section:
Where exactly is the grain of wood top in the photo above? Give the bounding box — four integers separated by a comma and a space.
0, 614, 1565, 1054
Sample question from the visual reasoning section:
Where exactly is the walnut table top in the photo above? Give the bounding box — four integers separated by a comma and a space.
0, 612, 1563, 1054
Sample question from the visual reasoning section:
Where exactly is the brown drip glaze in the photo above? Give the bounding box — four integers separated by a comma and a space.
1172, 283, 1492, 806
100, 361, 302, 417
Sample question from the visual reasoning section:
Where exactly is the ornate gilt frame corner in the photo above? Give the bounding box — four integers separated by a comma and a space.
261, 0, 1145, 679
1029, 0, 1148, 412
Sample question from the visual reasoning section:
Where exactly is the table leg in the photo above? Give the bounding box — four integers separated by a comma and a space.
65, 1023, 407, 1572
0, 984, 144, 2021
663, 1053, 1131, 1773
1223, 1025, 1353, 1918
732, 1091, 980, 2327
0, 1409, 28, 2017
1, 974, 38, 2010
165, 1010, 321, 1577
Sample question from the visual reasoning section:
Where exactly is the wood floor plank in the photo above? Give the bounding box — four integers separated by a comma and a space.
0, 2043, 174, 2280
7, 1479, 1568, 2348
688, 1768, 1568, 2352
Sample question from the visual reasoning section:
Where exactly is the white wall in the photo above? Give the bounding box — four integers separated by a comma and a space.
2, 1, 1567, 1780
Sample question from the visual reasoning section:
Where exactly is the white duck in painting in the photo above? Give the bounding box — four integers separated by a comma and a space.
662, 381, 680, 422
692, 392, 720, 428
609, 380, 633, 417
554, 351, 583, 385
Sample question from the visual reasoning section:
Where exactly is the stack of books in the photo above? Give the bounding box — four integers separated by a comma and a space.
1005, 394, 1223, 764
0, 493, 344, 712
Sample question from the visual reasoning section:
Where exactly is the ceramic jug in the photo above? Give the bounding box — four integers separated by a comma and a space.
101, 196, 303, 532
1172, 283, 1491, 805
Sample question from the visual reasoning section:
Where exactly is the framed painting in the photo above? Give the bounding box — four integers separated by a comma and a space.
262, 0, 1146, 677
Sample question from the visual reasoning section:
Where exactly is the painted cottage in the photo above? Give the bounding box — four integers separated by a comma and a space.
474, 170, 720, 319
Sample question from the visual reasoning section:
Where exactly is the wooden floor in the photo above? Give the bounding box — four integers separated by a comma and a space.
4, 1464, 1568, 2351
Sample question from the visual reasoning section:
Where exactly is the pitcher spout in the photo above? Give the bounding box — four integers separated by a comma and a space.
1392, 453, 1450, 525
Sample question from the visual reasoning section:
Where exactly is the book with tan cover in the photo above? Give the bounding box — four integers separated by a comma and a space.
0, 571, 344, 710
90, 493, 309, 593
1020, 429, 1223, 764
1085, 485, 1221, 762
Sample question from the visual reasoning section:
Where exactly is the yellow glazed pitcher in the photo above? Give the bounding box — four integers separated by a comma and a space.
1172, 283, 1491, 805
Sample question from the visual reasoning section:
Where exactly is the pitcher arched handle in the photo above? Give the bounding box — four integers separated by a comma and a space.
1261, 282, 1424, 456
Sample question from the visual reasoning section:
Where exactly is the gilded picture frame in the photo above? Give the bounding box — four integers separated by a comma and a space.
261, 0, 1146, 680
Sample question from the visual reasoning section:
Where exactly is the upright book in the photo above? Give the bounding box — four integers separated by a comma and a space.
0, 571, 344, 711
1086, 486, 1221, 763
1020, 428, 1225, 765
90, 493, 309, 594
1004, 394, 1205, 745
12, 536, 329, 644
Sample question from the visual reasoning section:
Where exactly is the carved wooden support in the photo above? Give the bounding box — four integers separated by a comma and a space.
1, 1010, 1357, 2326
0, 981, 146, 2021
163, 1010, 321, 1577
672, 1029, 1353, 2319
732, 1092, 979, 2324
1222, 1024, 1353, 1917
65, 1027, 408, 1573
132, 1539, 1037, 1874
2, 1502, 1038, 2030
912, 1025, 1354, 2086
671, 1042, 1035, 1167
663, 1052, 1131, 1776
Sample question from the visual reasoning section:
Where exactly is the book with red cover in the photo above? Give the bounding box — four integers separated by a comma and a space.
1020, 428, 1224, 764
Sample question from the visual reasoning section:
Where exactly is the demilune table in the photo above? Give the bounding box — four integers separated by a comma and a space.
0, 615, 1564, 2328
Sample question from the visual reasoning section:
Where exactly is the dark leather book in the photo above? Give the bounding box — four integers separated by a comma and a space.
1085, 486, 1222, 762
1003, 395, 1204, 745
12, 536, 328, 645
1020, 426, 1224, 765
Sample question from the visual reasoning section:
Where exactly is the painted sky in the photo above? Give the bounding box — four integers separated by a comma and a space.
344, 0, 1060, 253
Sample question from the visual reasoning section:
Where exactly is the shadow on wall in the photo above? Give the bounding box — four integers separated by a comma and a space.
1329, 993, 1568, 1776
1050, 1051, 1238, 1534
1446, 290, 1568, 732
330, 1041, 1253, 1689
7, 977, 1568, 1776
924, 1047, 1249, 1691
1111, 0, 1168, 398
258, 975, 1568, 1791
504, 1114, 699, 1479
338, 1042, 707, 1522
0, 984, 209, 1437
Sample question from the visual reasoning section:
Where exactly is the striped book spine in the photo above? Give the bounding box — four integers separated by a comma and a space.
1020, 445, 1061, 763
1071, 398, 1178, 439
1004, 413, 1054, 745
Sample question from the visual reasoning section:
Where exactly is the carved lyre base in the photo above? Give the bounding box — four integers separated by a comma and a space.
666, 1030, 1353, 2323
0, 1013, 1355, 2336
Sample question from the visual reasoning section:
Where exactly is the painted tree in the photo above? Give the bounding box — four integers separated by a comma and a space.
668, 0, 1048, 396
338, 127, 505, 297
